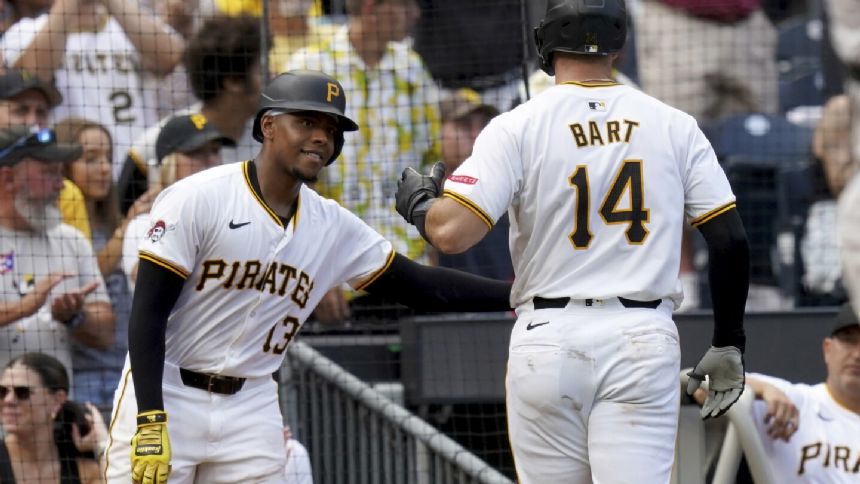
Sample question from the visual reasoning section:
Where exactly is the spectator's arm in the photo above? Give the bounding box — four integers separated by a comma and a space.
12, 0, 79, 81
0, 274, 71, 326
102, 0, 185, 76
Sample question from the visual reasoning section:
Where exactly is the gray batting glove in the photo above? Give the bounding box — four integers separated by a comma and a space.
686, 346, 745, 419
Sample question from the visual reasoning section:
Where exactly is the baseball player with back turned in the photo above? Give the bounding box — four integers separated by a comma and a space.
104, 69, 513, 484
395, 1, 750, 482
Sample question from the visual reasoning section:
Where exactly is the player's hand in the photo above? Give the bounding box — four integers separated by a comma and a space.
760, 385, 799, 442
311, 288, 350, 323
395, 162, 446, 225
686, 346, 745, 419
131, 410, 171, 484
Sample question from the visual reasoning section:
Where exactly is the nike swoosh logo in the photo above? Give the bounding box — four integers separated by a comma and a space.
229, 220, 251, 229
526, 321, 549, 331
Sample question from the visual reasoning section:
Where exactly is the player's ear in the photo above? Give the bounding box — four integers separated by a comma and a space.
260, 113, 276, 140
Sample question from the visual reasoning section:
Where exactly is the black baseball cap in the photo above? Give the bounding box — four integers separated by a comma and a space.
0, 125, 81, 167
831, 302, 860, 336
155, 113, 235, 164
0, 70, 62, 108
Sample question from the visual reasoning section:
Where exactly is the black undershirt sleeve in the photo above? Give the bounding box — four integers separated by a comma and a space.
363, 253, 512, 312
127, 259, 185, 412
696, 208, 749, 352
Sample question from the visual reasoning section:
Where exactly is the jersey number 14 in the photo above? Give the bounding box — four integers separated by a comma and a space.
568, 160, 649, 249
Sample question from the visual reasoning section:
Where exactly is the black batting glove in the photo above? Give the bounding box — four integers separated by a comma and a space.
395, 162, 446, 239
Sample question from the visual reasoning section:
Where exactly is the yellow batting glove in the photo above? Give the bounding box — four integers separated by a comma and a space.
131, 410, 171, 484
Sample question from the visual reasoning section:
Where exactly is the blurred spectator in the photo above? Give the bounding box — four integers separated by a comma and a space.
147, 0, 201, 120
839, 173, 860, 311
802, 94, 855, 303
0, 352, 108, 483
286, 0, 441, 264
117, 14, 262, 214
0, 125, 114, 384
634, 0, 778, 125
412, 0, 527, 112
825, 0, 860, 164
122, 114, 233, 291
437, 89, 512, 281
286, 0, 441, 322
0, 69, 92, 240
54, 118, 154, 419
0, 0, 51, 34
0, 0, 187, 174
283, 425, 313, 484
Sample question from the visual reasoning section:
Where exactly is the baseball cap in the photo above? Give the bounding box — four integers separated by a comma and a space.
439, 89, 500, 123
831, 302, 860, 336
0, 125, 81, 167
0, 70, 62, 108
155, 114, 236, 164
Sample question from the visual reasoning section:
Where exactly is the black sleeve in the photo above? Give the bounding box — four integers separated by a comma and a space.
363, 253, 512, 312
117, 155, 148, 214
127, 259, 185, 412
696, 208, 749, 352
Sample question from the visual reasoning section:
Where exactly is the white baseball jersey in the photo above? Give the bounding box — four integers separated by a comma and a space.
1, 15, 158, 177
444, 81, 736, 309
106, 160, 392, 482
131, 160, 392, 378
748, 373, 860, 483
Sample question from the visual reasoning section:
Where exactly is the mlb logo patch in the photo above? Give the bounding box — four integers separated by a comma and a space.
587, 101, 607, 111
0, 251, 13, 275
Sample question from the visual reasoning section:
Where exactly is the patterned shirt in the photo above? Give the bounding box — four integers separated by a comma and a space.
286, 26, 441, 262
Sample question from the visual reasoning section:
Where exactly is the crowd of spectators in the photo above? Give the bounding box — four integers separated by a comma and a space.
0, 0, 858, 481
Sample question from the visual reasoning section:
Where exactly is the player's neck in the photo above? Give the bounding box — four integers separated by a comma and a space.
252, 156, 301, 217
553, 61, 614, 85
826, 381, 860, 414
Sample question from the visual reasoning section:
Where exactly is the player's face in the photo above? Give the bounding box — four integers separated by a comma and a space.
175, 140, 224, 180
824, 326, 860, 398
68, 127, 113, 202
0, 90, 50, 129
268, 111, 336, 183
0, 364, 63, 436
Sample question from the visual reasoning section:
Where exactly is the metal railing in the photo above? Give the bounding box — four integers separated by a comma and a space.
280, 341, 513, 484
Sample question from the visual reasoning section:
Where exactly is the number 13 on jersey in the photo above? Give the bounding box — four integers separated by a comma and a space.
568, 159, 649, 249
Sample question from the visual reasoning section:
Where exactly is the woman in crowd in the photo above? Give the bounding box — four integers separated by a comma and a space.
0, 352, 108, 483
54, 118, 154, 420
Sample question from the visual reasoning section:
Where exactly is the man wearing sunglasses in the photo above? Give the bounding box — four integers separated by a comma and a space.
0, 125, 115, 385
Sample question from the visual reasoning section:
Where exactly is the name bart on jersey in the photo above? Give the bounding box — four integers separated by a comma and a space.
196, 260, 315, 309
569, 119, 640, 148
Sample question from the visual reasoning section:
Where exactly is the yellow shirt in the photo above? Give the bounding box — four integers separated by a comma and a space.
58, 179, 91, 240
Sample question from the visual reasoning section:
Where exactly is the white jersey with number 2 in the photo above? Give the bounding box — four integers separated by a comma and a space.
444, 81, 736, 309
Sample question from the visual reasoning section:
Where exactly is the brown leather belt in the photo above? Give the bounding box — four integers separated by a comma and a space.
179, 368, 245, 395
533, 296, 662, 310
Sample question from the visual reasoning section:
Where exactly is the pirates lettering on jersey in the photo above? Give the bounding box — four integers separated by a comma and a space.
66, 52, 140, 75
196, 259, 316, 309
798, 441, 860, 476
569, 119, 640, 148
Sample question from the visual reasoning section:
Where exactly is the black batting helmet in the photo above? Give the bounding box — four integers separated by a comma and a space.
534, 0, 627, 76
253, 70, 359, 165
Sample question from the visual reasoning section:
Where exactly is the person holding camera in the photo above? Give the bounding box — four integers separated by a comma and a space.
0, 352, 108, 483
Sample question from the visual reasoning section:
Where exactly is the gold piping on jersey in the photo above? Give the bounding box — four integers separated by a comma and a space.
242, 160, 284, 228
562, 80, 620, 88
690, 202, 736, 227
354, 250, 396, 291
442, 190, 494, 230
103, 368, 133, 482
139, 250, 190, 279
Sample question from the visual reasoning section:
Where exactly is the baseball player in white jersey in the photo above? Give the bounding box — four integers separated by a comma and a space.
105, 70, 512, 484
395, 1, 750, 482
746, 304, 860, 483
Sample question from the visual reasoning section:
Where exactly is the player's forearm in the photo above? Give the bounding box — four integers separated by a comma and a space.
363, 253, 512, 312
698, 209, 749, 351
13, 0, 75, 80
70, 301, 115, 349
102, 0, 185, 75
425, 197, 490, 254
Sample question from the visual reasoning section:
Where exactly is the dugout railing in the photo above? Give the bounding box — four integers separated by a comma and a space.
279, 341, 513, 484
